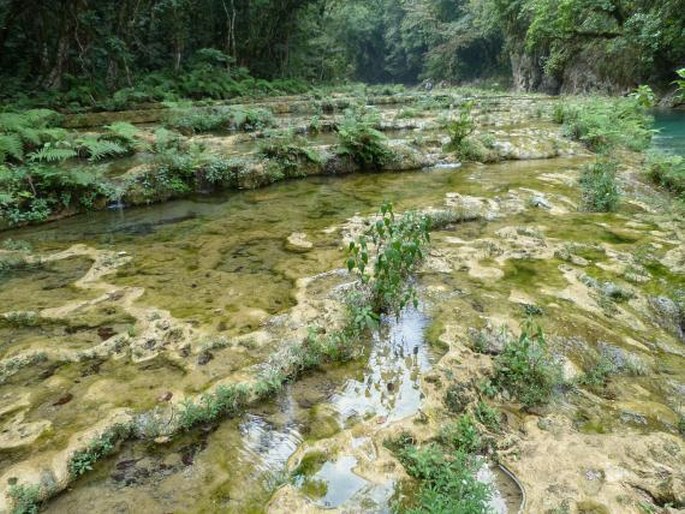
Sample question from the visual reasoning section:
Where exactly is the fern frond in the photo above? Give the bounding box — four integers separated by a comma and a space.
105, 122, 139, 142
0, 134, 24, 163
24, 109, 61, 127
15, 127, 41, 146
0, 164, 14, 182
0, 113, 25, 133
104, 122, 149, 151
36, 128, 69, 142
0, 192, 17, 207
29, 143, 77, 162
77, 137, 128, 161
62, 167, 101, 187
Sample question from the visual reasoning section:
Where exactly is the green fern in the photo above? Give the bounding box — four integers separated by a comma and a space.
77, 137, 128, 161
0, 109, 60, 132
0, 164, 14, 183
0, 134, 24, 162
23, 109, 62, 126
104, 122, 148, 151
0, 192, 15, 205
30, 127, 67, 143
29, 143, 77, 162
0, 110, 67, 163
0, 112, 29, 133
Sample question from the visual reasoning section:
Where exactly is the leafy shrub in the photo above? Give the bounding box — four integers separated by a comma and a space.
259, 131, 323, 178
647, 151, 685, 198
493, 322, 561, 408
125, 147, 250, 203
0, 164, 111, 225
577, 355, 616, 394
396, 107, 419, 119
474, 401, 502, 432
629, 85, 656, 108
347, 202, 431, 314
336, 108, 393, 170
7, 483, 40, 514
438, 415, 484, 454
166, 107, 234, 133
167, 106, 274, 134
457, 137, 494, 162
444, 382, 470, 413
178, 384, 250, 431
152, 128, 186, 153
580, 158, 621, 212
554, 97, 652, 152
68, 424, 131, 478
393, 444, 490, 514
445, 100, 475, 150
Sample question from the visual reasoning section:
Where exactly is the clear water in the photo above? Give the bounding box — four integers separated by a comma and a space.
652, 109, 685, 155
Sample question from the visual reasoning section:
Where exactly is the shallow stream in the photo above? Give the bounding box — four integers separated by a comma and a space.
1, 100, 684, 514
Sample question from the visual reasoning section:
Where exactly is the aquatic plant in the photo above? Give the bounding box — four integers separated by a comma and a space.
493, 321, 562, 408
580, 158, 621, 212
177, 289, 376, 433
347, 202, 431, 314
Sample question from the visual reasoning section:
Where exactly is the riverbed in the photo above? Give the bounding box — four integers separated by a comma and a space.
1, 93, 683, 514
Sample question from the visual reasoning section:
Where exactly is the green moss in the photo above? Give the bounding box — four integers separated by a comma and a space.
599, 229, 639, 245
501, 258, 567, 291
424, 318, 449, 355
299, 478, 328, 498
292, 450, 327, 478
306, 406, 341, 440
576, 500, 610, 514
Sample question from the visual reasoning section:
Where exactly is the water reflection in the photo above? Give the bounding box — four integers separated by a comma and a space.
330, 308, 431, 424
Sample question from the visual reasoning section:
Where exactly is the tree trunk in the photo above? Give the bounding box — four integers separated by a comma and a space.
46, 31, 70, 90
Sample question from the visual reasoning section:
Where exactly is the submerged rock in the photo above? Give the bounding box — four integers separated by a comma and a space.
530, 195, 552, 209
285, 232, 313, 253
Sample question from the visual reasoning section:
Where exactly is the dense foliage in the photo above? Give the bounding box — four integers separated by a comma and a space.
347, 202, 431, 313
1, 0, 683, 106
